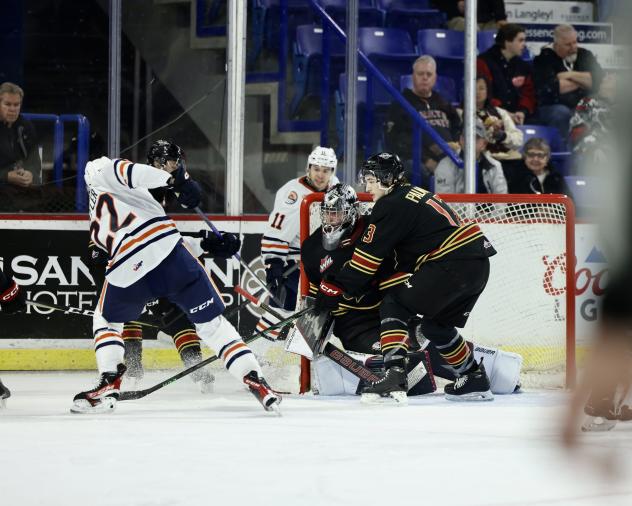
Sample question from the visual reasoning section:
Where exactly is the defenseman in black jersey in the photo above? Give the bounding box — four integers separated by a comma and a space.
303, 184, 521, 397
316, 153, 496, 404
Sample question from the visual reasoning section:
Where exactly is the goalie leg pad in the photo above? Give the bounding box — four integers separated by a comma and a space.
472, 345, 523, 394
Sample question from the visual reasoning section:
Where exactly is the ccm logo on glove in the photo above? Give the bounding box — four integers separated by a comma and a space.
319, 280, 342, 297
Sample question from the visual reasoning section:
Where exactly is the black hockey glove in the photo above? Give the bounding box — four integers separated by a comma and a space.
0, 279, 27, 314
199, 230, 241, 259
170, 163, 201, 209
265, 258, 286, 300
314, 278, 343, 311
88, 241, 108, 266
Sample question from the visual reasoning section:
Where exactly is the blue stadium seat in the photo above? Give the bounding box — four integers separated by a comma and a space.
400, 74, 458, 105
317, 0, 384, 29
563, 175, 599, 210
334, 73, 389, 157
417, 29, 465, 58
477, 30, 497, 53
290, 24, 346, 116
517, 124, 566, 152
383, 3, 446, 43
251, 0, 315, 66
377, 0, 432, 9
358, 27, 417, 87
417, 29, 465, 92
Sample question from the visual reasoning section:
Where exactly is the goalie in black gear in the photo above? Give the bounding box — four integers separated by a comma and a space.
303, 183, 521, 398
314, 155, 498, 403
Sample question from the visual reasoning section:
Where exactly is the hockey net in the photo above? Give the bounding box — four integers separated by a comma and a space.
298, 192, 576, 392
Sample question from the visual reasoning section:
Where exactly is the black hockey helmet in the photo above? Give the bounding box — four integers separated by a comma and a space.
359, 152, 405, 188
147, 140, 184, 168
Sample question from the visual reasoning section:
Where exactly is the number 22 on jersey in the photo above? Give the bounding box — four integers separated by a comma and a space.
90, 193, 137, 255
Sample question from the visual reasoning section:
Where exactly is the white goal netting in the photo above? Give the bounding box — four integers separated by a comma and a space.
300, 193, 575, 390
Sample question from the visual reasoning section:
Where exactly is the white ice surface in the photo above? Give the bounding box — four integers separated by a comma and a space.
1, 370, 632, 506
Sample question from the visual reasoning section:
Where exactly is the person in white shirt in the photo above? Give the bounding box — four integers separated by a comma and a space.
257, 146, 338, 338
434, 118, 508, 194
72, 145, 281, 414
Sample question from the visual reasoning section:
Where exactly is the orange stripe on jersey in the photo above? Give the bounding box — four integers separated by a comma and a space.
118, 160, 131, 185
261, 242, 289, 250
98, 280, 109, 313
116, 222, 176, 258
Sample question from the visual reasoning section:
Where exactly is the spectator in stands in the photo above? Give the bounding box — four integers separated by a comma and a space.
508, 138, 571, 196
385, 55, 461, 176
474, 75, 523, 187
533, 24, 604, 138
434, 117, 507, 194
477, 23, 536, 125
0, 82, 41, 211
436, 0, 508, 31
569, 73, 615, 165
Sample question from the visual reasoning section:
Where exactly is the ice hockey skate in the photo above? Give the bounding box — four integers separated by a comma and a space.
361, 364, 409, 405
71, 364, 127, 414
0, 378, 10, 409
581, 392, 618, 432
243, 371, 282, 414
444, 361, 494, 402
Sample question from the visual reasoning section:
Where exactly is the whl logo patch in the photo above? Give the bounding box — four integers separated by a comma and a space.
320, 255, 333, 273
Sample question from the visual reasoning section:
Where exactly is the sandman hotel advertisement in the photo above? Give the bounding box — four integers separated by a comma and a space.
505, 1, 594, 24
0, 218, 606, 344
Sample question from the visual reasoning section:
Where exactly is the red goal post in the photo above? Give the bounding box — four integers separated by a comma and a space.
299, 192, 576, 393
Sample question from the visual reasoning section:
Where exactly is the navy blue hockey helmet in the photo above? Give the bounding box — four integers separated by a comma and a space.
147, 140, 184, 168
359, 152, 405, 188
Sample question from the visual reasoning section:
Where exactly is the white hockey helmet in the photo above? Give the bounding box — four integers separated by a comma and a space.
321, 183, 359, 251
306, 146, 338, 173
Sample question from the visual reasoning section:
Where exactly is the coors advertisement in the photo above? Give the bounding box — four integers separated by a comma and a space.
0, 217, 268, 341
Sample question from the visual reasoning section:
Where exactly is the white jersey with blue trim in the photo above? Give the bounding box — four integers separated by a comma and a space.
261, 175, 339, 264
85, 156, 182, 288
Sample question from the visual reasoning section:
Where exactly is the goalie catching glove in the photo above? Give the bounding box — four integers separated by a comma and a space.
169, 162, 201, 209
199, 230, 241, 258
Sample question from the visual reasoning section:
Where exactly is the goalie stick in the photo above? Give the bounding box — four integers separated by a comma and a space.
234, 288, 382, 384
118, 305, 313, 401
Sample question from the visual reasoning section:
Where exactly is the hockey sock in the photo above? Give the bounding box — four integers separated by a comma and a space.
379, 294, 411, 364
196, 316, 263, 380
94, 325, 125, 373
122, 323, 143, 377
171, 329, 203, 361
418, 319, 474, 375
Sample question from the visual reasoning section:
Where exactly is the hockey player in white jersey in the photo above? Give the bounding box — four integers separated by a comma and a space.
72, 146, 281, 414
257, 146, 338, 338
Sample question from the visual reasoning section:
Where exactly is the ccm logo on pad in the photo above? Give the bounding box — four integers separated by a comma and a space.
190, 299, 214, 313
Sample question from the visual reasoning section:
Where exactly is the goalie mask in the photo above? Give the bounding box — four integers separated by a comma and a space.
359, 152, 405, 189
321, 183, 358, 251
147, 140, 184, 169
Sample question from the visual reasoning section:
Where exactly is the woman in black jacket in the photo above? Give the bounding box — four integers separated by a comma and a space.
509, 137, 572, 196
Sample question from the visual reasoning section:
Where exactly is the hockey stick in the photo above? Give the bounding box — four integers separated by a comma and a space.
118, 306, 313, 401
193, 207, 284, 306
25, 300, 159, 329
234, 289, 382, 383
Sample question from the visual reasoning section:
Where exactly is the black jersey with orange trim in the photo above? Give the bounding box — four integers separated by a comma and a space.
334, 184, 496, 295
301, 217, 409, 316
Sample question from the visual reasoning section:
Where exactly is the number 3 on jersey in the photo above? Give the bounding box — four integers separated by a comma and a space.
271, 212, 286, 230
362, 224, 376, 243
